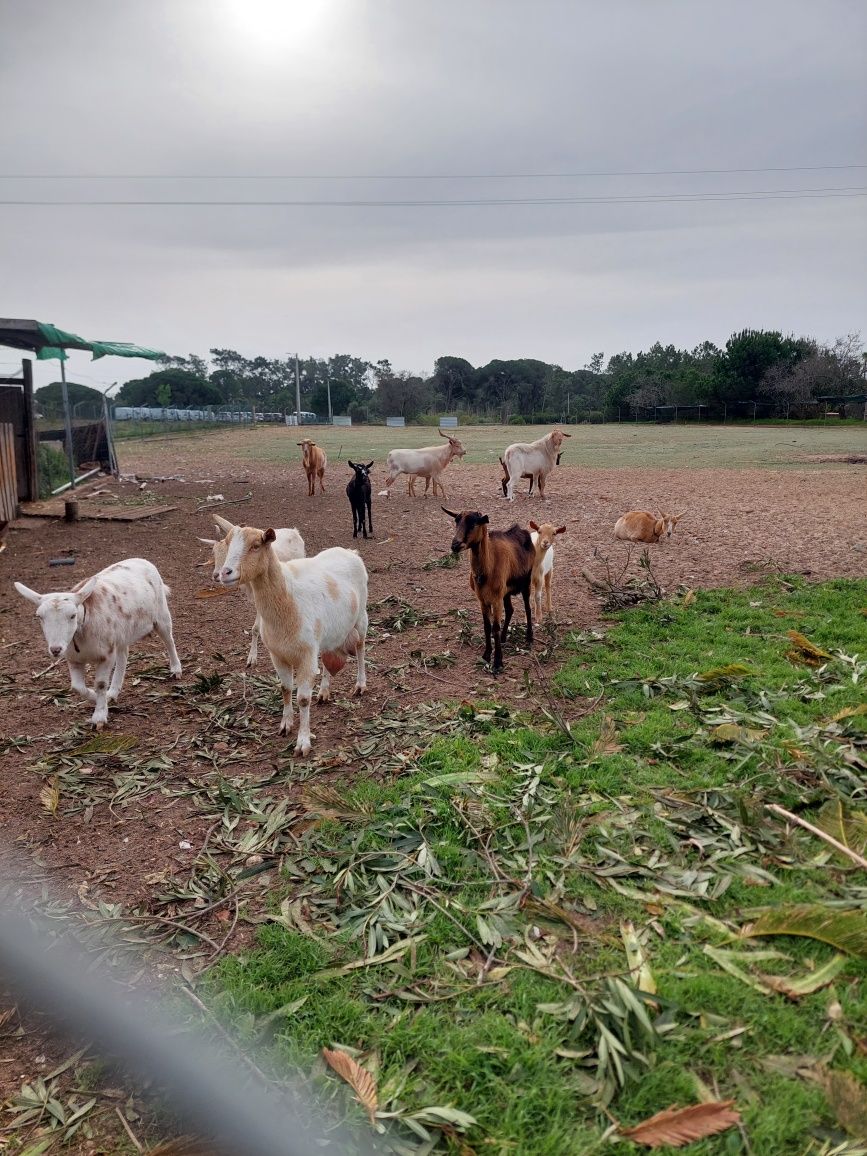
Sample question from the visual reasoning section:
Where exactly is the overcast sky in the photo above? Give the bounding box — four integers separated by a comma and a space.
1, 0, 865, 391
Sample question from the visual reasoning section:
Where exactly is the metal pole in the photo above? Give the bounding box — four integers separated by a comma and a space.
295, 353, 301, 427
59, 359, 77, 490
326, 367, 333, 424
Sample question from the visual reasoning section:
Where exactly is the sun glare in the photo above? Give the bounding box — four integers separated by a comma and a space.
217, 0, 337, 56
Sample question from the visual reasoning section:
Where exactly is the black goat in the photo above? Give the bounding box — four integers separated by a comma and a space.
346, 460, 374, 539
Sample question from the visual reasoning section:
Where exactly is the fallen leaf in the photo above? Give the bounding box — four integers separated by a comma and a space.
786, 629, 833, 666
591, 716, 622, 756
682, 589, 696, 606
814, 800, 867, 863
621, 1100, 740, 1148
322, 1047, 378, 1125
743, 905, 867, 959
620, 920, 657, 994
762, 954, 847, 999
818, 1068, 867, 1139
39, 777, 60, 817
695, 663, 752, 686
195, 586, 228, 599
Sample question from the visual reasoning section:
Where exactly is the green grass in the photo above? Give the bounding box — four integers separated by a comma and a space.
115, 420, 867, 472
207, 577, 867, 1154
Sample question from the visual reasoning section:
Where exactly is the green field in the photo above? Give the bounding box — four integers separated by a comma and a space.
120, 421, 867, 472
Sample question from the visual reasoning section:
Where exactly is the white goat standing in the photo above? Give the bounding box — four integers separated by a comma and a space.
216, 518, 368, 756
379, 431, 466, 498
14, 558, 182, 728
200, 521, 305, 666
502, 429, 571, 501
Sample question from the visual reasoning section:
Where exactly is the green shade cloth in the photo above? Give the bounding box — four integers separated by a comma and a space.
35, 322, 165, 362
0, 319, 165, 362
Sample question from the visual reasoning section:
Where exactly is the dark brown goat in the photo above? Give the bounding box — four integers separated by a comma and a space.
498, 451, 563, 498
443, 508, 535, 673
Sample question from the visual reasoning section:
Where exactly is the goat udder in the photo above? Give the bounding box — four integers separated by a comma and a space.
321, 650, 348, 675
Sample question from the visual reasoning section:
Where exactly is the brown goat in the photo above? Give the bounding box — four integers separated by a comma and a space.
499, 452, 563, 498
614, 509, 685, 543
443, 507, 535, 673
298, 439, 327, 496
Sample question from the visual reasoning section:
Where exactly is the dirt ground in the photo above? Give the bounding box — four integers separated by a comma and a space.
0, 427, 865, 1147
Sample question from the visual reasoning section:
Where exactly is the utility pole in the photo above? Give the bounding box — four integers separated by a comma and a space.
326, 366, 333, 424
294, 353, 301, 427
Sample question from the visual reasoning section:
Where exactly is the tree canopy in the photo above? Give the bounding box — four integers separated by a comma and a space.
106, 331, 863, 421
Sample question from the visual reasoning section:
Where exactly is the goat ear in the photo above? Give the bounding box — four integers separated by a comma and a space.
674, 509, 686, 520
197, 537, 218, 547
347, 460, 356, 469
556, 525, 567, 535
441, 506, 460, 520
365, 461, 374, 469
529, 520, 540, 531
262, 528, 277, 545
74, 576, 99, 604
480, 515, 489, 525
213, 514, 236, 535
14, 581, 43, 605
562, 431, 572, 437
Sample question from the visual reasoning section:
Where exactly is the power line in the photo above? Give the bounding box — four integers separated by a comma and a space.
1, 188, 865, 207
0, 164, 865, 180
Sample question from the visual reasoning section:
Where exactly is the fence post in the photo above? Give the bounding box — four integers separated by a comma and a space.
21, 358, 38, 501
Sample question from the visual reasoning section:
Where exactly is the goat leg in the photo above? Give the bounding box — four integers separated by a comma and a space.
501, 594, 514, 643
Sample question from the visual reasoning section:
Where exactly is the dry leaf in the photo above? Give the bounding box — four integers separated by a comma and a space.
682, 589, 696, 606
785, 629, 833, 666
743, 904, 867, 959
621, 1100, 741, 1148
818, 1068, 867, 1139
591, 716, 622, 756
322, 1047, 378, 1125
39, 777, 60, 817
620, 920, 657, 994
195, 586, 228, 599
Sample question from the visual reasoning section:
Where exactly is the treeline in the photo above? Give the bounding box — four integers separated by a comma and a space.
108, 330, 864, 422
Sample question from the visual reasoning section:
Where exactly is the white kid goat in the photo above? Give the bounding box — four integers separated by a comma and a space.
199, 521, 305, 666
528, 520, 566, 622
15, 558, 182, 728
216, 519, 368, 756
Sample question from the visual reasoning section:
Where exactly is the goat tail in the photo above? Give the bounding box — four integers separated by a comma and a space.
162, 583, 172, 598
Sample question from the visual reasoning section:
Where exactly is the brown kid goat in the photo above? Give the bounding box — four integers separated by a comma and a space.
298, 439, 327, 496
614, 509, 685, 543
443, 507, 535, 673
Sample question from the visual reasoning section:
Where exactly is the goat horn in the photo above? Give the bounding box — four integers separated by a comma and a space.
212, 514, 236, 534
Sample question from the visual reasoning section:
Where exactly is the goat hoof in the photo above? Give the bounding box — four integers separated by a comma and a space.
316, 691, 330, 703
294, 741, 311, 757
351, 684, 366, 697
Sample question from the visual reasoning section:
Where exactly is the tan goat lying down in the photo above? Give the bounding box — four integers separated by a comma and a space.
614, 510, 685, 543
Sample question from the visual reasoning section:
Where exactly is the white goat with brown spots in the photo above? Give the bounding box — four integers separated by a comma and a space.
216, 517, 368, 755
14, 558, 181, 728
200, 520, 305, 666
528, 520, 566, 622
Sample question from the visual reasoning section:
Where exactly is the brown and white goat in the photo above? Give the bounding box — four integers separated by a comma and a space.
443, 508, 535, 673
199, 520, 306, 666
380, 431, 466, 498
499, 451, 564, 498
216, 519, 368, 755
298, 439, 327, 496
528, 521, 566, 622
614, 510, 685, 543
